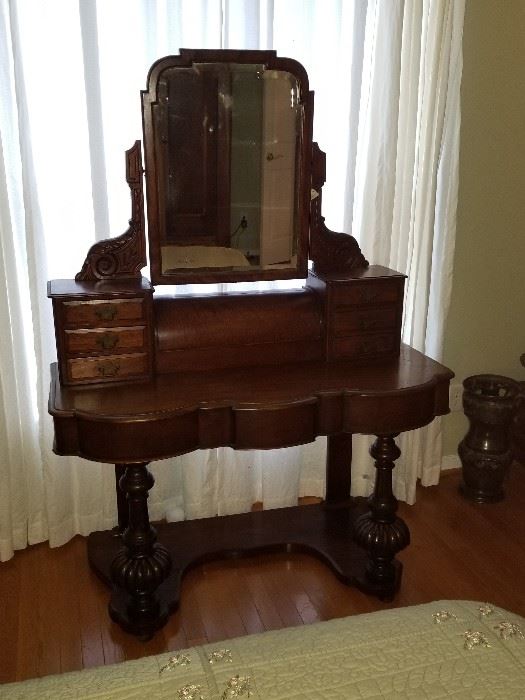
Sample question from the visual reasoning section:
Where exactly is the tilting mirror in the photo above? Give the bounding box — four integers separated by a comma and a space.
142, 51, 312, 284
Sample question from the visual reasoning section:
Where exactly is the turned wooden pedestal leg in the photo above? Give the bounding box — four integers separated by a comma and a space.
325, 433, 353, 504
113, 463, 128, 535
109, 462, 172, 638
353, 435, 410, 597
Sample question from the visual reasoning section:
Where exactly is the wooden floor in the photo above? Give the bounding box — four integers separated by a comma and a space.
1, 466, 524, 685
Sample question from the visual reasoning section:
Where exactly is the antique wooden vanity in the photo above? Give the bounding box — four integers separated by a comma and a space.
48, 50, 453, 637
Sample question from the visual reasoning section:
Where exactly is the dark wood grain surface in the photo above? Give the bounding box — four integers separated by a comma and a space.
47, 342, 453, 637
50, 344, 452, 463
3, 468, 525, 684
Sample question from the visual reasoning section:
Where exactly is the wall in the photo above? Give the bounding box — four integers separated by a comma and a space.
442, 0, 525, 456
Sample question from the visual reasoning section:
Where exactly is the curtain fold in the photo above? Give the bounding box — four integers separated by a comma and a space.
350, 0, 465, 502
0, 0, 464, 560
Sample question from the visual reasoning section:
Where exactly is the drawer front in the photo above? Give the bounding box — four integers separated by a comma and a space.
65, 327, 146, 355
234, 400, 317, 449
330, 333, 397, 361
332, 280, 401, 307
63, 299, 144, 327
333, 306, 398, 336
67, 353, 148, 382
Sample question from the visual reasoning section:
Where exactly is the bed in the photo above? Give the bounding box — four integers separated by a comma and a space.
3, 600, 525, 699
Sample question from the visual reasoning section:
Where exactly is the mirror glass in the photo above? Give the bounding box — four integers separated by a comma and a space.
151, 63, 302, 276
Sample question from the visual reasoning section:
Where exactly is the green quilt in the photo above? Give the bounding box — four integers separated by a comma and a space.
3, 601, 525, 699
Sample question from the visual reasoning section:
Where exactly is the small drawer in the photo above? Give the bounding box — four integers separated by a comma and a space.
333, 307, 398, 336
330, 333, 397, 360
65, 327, 146, 355
62, 299, 144, 328
67, 353, 148, 383
332, 281, 401, 307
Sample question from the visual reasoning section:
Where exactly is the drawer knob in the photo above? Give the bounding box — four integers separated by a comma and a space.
97, 362, 120, 378
96, 332, 119, 350
357, 338, 389, 355
358, 288, 379, 304
359, 317, 378, 331
95, 304, 118, 321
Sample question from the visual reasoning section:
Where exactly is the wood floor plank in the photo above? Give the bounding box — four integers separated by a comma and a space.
195, 562, 247, 642
54, 541, 83, 674
256, 556, 305, 629
93, 574, 126, 667
14, 547, 40, 681
0, 556, 19, 683
2, 467, 525, 684
178, 567, 208, 647
34, 544, 62, 678
223, 565, 266, 636
292, 555, 377, 620
162, 615, 188, 653
237, 559, 285, 632
266, 555, 321, 626
73, 537, 106, 670
208, 563, 249, 638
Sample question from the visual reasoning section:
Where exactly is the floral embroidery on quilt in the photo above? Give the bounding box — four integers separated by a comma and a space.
478, 604, 495, 618
463, 629, 492, 650
494, 621, 524, 640
177, 683, 205, 699
159, 653, 191, 674
207, 648, 233, 664
432, 610, 458, 623
222, 674, 252, 698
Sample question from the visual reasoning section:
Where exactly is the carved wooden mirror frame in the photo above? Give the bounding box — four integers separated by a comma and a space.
143, 49, 312, 284
76, 49, 367, 284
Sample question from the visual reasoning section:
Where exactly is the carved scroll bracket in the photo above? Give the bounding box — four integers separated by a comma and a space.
309, 142, 368, 276
76, 141, 147, 281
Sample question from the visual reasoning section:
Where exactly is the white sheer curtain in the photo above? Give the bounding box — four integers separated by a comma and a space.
0, 0, 464, 561
350, 0, 465, 502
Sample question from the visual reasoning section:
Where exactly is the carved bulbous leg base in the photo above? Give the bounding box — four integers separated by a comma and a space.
353, 435, 410, 597
109, 463, 172, 637
353, 514, 410, 590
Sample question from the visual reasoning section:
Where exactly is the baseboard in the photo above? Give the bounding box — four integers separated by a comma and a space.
441, 454, 460, 470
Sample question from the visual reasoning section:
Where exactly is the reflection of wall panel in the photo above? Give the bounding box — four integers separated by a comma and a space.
260, 72, 296, 267
230, 69, 263, 255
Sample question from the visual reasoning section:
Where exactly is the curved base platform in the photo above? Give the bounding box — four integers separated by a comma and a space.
88, 499, 401, 633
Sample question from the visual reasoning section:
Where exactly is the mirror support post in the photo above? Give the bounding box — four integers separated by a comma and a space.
76, 142, 146, 281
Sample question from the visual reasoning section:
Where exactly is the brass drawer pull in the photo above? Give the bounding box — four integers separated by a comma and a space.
97, 362, 120, 378
96, 332, 119, 350
95, 304, 118, 321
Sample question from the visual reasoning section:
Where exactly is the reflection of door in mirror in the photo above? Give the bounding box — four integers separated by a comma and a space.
159, 65, 230, 248
260, 71, 297, 268
148, 57, 305, 280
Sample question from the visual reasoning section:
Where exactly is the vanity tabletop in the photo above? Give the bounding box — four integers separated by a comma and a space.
49, 343, 453, 463
51, 344, 451, 417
